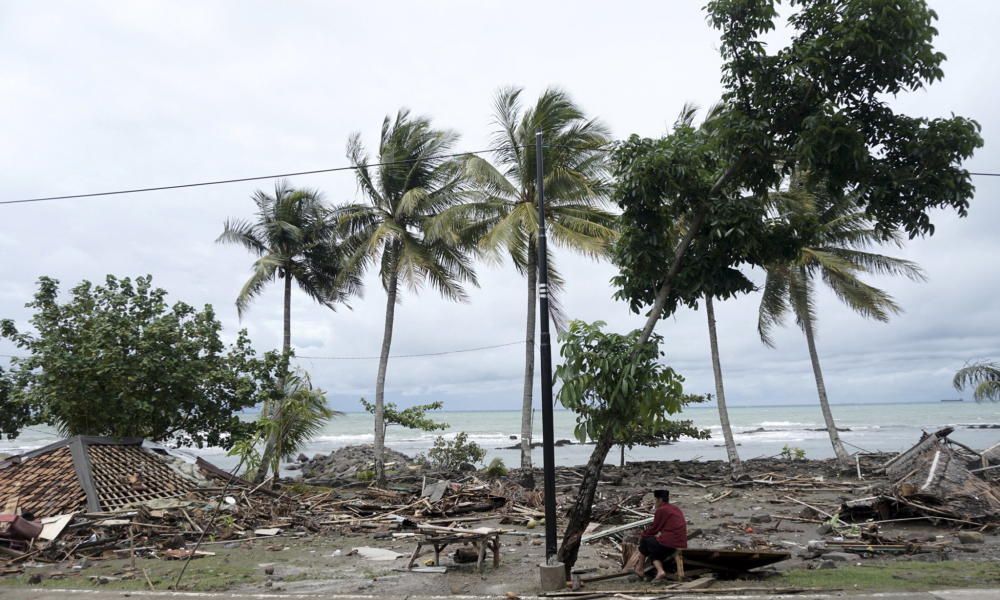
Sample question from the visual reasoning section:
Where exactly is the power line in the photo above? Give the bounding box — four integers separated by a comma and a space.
0, 147, 508, 206
4, 147, 997, 206
0, 339, 527, 362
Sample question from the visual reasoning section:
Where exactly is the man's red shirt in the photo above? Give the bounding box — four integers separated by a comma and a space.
640, 503, 687, 548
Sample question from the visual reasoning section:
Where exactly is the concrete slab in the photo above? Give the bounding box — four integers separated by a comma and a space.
931, 590, 1000, 600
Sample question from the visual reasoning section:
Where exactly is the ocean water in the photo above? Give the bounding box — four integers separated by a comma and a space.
3, 401, 998, 473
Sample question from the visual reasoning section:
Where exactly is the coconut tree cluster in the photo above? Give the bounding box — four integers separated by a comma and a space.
219, 91, 616, 484
211, 0, 985, 493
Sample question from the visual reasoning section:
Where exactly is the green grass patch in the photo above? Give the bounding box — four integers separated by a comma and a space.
782, 560, 1000, 592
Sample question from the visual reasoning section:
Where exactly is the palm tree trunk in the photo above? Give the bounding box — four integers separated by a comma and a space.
374, 272, 399, 486
705, 295, 741, 469
254, 272, 293, 484
282, 271, 292, 356
520, 242, 537, 487
801, 307, 850, 463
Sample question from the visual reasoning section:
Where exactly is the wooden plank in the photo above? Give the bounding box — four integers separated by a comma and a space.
582, 517, 653, 543
677, 575, 715, 590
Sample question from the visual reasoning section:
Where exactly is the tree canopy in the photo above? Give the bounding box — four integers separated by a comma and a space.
360, 398, 448, 432
218, 181, 358, 320
0, 275, 273, 448
705, 0, 981, 236
613, 0, 982, 332
556, 320, 692, 447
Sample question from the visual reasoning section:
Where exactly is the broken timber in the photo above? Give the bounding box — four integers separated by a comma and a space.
582, 517, 653, 543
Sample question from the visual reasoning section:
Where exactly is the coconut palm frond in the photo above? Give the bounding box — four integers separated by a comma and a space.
217, 218, 268, 256
820, 266, 900, 322
491, 86, 525, 179
787, 266, 818, 334
464, 154, 519, 199
675, 102, 701, 128
271, 371, 340, 463
235, 257, 279, 318
953, 361, 1000, 403
547, 214, 618, 259
542, 251, 568, 330
758, 267, 790, 348
828, 248, 927, 281
758, 169, 924, 344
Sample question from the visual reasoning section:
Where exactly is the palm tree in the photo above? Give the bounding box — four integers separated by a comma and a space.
954, 361, 1000, 402
218, 182, 358, 480
458, 87, 616, 482
705, 294, 741, 469
339, 109, 478, 485
758, 179, 925, 463
266, 370, 341, 482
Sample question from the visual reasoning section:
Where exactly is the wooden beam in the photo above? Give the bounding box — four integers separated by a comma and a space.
582, 517, 653, 543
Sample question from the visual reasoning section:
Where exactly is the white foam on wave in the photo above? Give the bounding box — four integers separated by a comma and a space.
312, 433, 374, 443
733, 429, 825, 443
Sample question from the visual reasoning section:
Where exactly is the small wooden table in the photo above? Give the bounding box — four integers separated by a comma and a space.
406, 531, 501, 574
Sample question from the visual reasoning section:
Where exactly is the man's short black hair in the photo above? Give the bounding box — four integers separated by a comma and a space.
653, 489, 670, 502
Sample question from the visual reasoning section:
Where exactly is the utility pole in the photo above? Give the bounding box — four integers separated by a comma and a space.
535, 130, 558, 561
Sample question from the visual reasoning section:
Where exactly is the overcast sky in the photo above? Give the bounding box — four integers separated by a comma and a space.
1, 1, 997, 414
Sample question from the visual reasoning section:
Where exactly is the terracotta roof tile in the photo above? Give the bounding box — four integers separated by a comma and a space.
0, 446, 87, 516
0, 438, 200, 518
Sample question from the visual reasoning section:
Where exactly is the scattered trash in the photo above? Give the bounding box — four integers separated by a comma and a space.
351, 546, 404, 561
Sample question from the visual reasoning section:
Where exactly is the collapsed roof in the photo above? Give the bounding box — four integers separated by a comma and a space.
0, 436, 202, 518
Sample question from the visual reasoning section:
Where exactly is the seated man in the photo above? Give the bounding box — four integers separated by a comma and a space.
634, 489, 687, 580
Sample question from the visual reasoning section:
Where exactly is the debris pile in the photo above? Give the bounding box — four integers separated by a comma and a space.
843, 427, 1000, 524
0, 438, 523, 572
297, 445, 417, 483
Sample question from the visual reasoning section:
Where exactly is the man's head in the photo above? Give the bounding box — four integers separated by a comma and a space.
653, 489, 669, 507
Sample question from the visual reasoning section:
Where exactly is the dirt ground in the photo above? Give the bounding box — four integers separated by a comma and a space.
3, 455, 999, 595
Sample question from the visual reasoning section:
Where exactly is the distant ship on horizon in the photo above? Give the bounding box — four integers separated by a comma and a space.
940, 398, 964, 403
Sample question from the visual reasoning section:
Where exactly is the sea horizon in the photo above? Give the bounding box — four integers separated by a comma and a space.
4, 400, 997, 475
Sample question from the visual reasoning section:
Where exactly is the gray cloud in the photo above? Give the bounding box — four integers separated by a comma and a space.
1, 1, 998, 417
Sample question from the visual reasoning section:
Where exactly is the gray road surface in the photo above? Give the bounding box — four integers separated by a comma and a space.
1, 588, 999, 600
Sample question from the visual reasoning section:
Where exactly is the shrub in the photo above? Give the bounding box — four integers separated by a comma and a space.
428, 432, 485, 471
485, 457, 508, 478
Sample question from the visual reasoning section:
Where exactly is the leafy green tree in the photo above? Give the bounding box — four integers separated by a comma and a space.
218, 181, 359, 480
427, 432, 486, 471
339, 109, 478, 485
457, 87, 616, 481
0, 275, 269, 447
953, 361, 1000, 402
359, 398, 448, 432
0, 367, 20, 440
758, 182, 925, 462
614, 394, 710, 467
614, 0, 981, 352
614, 103, 770, 471
554, 320, 694, 572
584, 0, 978, 569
